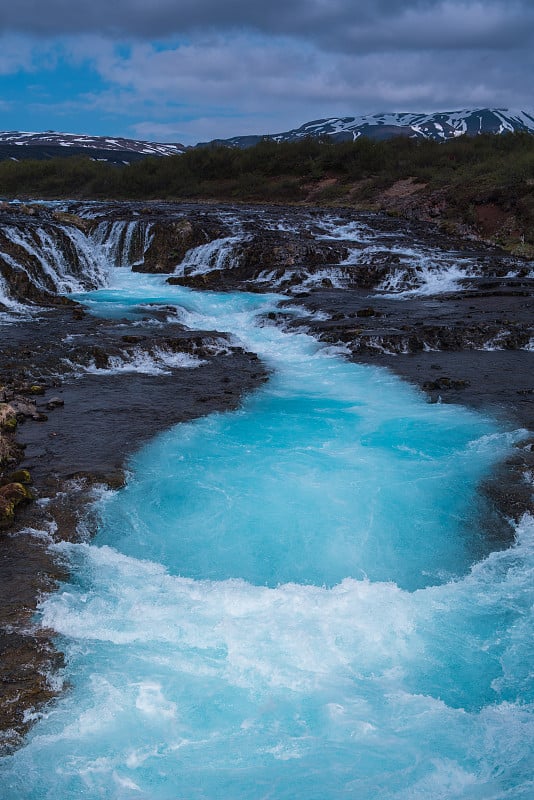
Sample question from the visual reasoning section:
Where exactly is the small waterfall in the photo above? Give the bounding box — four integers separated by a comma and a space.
0, 217, 155, 313
173, 236, 243, 276
375, 252, 478, 296
91, 219, 154, 268
0, 269, 28, 313
0, 223, 109, 296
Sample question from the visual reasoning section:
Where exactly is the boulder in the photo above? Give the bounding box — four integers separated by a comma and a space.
0, 482, 33, 530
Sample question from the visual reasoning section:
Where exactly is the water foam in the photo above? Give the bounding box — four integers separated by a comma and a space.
173, 236, 244, 276
4, 514, 533, 799
83, 347, 205, 376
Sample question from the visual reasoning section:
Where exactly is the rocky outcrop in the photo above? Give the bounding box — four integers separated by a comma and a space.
139, 215, 229, 273
168, 228, 349, 290
0, 481, 32, 529
320, 319, 533, 356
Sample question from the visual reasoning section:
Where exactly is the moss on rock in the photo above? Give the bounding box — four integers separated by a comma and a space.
0, 482, 33, 529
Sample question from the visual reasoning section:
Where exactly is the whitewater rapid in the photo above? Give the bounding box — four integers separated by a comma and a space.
1, 267, 533, 799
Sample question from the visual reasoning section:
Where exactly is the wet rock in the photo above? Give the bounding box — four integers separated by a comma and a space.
51, 211, 91, 233
6, 469, 32, 485
138, 215, 228, 273
235, 230, 348, 283
46, 397, 64, 410
0, 630, 64, 754
121, 335, 146, 344
422, 376, 470, 391
87, 346, 110, 370
9, 398, 38, 419
0, 482, 33, 529
1, 415, 17, 432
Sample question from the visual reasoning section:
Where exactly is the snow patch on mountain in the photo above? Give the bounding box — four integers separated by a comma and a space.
0, 131, 185, 156
206, 108, 534, 149
1, 109, 533, 161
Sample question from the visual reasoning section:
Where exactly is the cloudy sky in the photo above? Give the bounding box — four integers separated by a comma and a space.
1, 1, 532, 144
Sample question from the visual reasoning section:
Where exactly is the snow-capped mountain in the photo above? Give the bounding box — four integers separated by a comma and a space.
0, 109, 533, 164
203, 109, 534, 148
0, 131, 185, 164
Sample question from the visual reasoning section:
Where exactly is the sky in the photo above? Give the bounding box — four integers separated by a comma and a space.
0, 1, 533, 144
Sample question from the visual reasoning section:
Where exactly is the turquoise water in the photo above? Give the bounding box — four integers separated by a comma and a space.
2, 270, 533, 798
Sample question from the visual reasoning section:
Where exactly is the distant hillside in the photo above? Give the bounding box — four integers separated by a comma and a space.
202, 109, 534, 148
1, 132, 532, 257
0, 131, 186, 164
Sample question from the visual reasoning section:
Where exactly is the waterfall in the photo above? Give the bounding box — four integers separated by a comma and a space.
0, 269, 28, 314
91, 219, 154, 268
0, 223, 109, 299
173, 236, 243, 276
0, 217, 154, 312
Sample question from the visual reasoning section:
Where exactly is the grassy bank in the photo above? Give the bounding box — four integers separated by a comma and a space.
1, 134, 533, 255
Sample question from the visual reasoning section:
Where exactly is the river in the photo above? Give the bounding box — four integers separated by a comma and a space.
0, 206, 533, 798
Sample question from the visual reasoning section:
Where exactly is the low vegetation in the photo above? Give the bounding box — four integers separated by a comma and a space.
1, 133, 533, 254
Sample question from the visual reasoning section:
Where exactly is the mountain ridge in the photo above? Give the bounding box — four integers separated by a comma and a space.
0, 109, 533, 163
0, 130, 185, 156
203, 108, 534, 148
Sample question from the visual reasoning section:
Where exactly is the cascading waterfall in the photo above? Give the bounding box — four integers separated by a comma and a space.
91, 219, 154, 268
172, 235, 244, 276
0, 269, 29, 317
0, 217, 154, 312
0, 224, 108, 294
1, 263, 532, 799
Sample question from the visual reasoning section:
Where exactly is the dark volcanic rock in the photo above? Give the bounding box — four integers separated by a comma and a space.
234, 230, 349, 278
169, 227, 349, 291
138, 215, 229, 273
288, 283, 534, 434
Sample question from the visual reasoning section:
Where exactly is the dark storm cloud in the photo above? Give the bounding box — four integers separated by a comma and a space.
2, 1, 533, 53
3, 0, 532, 142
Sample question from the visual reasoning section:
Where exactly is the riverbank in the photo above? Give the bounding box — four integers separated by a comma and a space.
0, 303, 267, 750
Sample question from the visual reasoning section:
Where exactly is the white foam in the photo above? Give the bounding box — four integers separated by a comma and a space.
0, 269, 32, 317
84, 347, 205, 375
91, 220, 154, 268
315, 217, 374, 242
1, 223, 109, 294
173, 236, 243, 276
